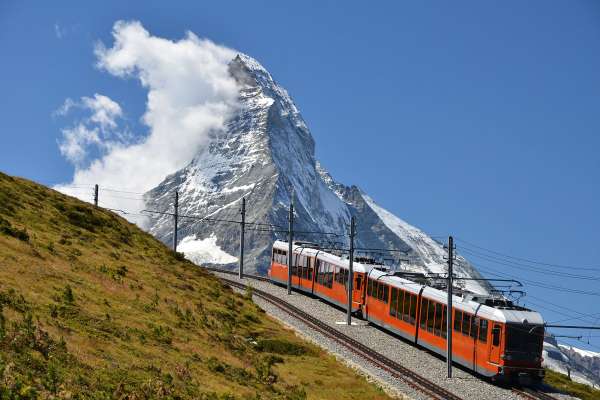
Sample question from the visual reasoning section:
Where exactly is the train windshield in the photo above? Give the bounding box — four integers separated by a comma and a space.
505, 324, 543, 353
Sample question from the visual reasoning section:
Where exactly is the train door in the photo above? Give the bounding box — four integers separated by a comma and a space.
352, 273, 363, 305
489, 323, 502, 364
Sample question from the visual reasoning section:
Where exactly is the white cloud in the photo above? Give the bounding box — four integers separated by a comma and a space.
54, 98, 76, 116
55, 20, 240, 226
58, 123, 100, 164
82, 94, 122, 130
54, 23, 66, 39
55, 93, 125, 165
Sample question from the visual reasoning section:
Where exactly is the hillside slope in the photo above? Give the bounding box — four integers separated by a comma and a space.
0, 172, 390, 399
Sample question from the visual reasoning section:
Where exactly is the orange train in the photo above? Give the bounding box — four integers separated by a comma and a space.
268, 240, 545, 383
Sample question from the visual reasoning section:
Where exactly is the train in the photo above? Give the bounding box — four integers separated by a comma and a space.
268, 240, 545, 383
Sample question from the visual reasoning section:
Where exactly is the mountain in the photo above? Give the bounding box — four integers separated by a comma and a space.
144, 53, 490, 294
0, 171, 389, 399
543, 336, 600, 389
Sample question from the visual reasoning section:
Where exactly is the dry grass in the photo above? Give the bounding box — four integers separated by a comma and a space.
0, 172, 391, 399
544, 369, 600, 400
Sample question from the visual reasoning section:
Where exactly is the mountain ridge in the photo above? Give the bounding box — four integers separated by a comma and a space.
144, 53, 491, 295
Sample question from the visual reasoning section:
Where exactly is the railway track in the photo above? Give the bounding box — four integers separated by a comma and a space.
210, 269, 467, 400
511, 387, 560, 400
209, 268, 564, 400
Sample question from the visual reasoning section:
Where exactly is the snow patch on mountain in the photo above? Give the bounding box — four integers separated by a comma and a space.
559, 345, 600, 360
177, 234, 238, 265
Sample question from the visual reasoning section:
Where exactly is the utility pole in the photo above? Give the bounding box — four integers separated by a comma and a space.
239, 197, 246, 279
287, 198, 294, 295
346, 216, 356, 325
173, 191, 179, 252
447, 235, 454, 378
94, 184, 99, 207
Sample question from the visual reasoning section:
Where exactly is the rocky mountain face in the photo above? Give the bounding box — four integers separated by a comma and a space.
144, 53, 489, 294
543, 336, 600, 388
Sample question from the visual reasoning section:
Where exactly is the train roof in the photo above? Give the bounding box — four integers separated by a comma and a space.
273, 241, 544, 325
368, 268, 544, 325
273, 240, 373, 274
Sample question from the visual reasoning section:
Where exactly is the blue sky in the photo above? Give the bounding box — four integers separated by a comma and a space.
1, 1, 600, 351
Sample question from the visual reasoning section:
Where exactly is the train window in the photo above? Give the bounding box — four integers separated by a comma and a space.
400, 290, 408, 321
409, 294, 417, 324
462, 313, 471, 336
390, 288, 398, 317
470, 317, 479, 339
355, 275, 362, 291
479, 319, 488, 343
454, 310, 462, 332
316, 262, 323, 286
441, 305, 447, 338
367, 279, 373, 297
291, 256, 297, 276
420, 299, 428, 329
427, 300, 435, 333
326, 263, 333, 288
383, 285, 389, 303
492, 325, 500, 346
434, 303, 443, 336
397, 289, 404, 320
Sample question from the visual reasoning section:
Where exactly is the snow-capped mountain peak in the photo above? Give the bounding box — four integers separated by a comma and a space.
143, 52, 489, 294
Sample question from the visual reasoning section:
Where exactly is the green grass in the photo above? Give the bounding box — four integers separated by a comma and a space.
544, 369, 600, 400
0, 172, 392, 400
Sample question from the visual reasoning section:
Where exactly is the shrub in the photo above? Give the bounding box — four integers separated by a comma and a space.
0, 217, 29, 242
254, 355, 283, 384
148, 323, 173, 345
62, 285, 75, 304
255, 339, 308, 356
116, 265, 128, 278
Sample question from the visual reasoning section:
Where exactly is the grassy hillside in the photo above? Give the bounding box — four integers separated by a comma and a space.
544, 369, 600, 400
0, 172, 390, 400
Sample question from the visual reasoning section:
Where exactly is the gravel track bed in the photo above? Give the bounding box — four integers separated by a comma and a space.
215, 272, 578, 400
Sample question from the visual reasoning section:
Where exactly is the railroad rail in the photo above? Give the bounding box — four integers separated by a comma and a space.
512, 387, 559, 400
209, 269, 466, 400
208, 268, 562, 400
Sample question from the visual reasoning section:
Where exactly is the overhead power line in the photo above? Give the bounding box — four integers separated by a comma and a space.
455, 237, 600, 271
459, 247, 600, 281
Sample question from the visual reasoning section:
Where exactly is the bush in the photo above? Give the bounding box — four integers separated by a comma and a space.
116, 265, 128, 278
62, 285, 75, 304
255, 339, 308, 356
0, 217, 29, 242
254, 355, 283, 384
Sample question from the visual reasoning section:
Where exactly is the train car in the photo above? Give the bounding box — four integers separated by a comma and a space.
269, 240, 368, 312
364, 268, 545, 382
269, 241, 545, 383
